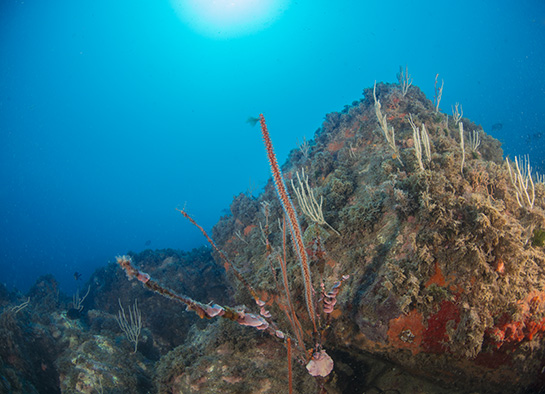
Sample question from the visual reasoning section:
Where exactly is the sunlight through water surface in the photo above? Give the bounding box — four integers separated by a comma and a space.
171, 0, 290, 38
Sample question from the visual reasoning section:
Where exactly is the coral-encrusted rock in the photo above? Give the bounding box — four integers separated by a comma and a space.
212, 83, 545, 393
155, 320, 317, 394
88, 247, 233, 354
56, 333, 154, 393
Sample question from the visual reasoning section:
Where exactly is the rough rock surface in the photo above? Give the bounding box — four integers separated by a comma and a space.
211, 83, 545, 393
2, 83, 544, 394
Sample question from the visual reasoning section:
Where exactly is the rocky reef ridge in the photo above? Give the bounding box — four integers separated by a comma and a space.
1, 82, 545, 393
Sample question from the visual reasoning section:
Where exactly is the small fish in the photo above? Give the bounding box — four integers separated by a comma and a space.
526, 132, 543, 144
145, 240, 151, 246
491, 123, 503, 132
246, 116, 259, 127
74, 272, 82, 281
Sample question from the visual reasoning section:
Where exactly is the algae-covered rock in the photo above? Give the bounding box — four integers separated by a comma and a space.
155, 320, 317, 394
56, 333, 154, 393
210, 82, 545, 393
13, 82, 542, 394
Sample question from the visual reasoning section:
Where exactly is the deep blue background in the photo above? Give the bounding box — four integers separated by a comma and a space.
1, 0, 544, 294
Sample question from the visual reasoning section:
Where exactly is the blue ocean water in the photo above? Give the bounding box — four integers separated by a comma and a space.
0, 0, 544, 295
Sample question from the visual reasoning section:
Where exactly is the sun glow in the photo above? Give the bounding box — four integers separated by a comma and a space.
171, 0, 289, 38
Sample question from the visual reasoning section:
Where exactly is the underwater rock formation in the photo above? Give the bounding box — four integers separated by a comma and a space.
0, 248, 232, 393
209, 82, 545, 393
2, 82, 544, 394
90, 247, 233, 354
